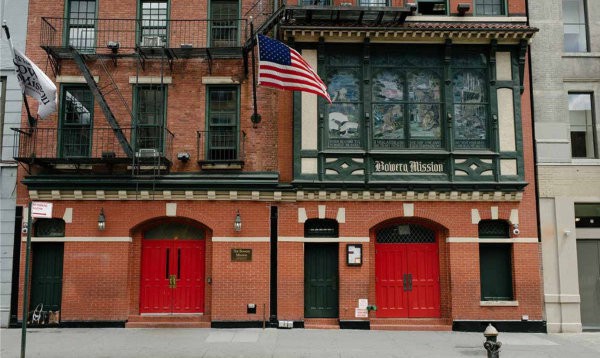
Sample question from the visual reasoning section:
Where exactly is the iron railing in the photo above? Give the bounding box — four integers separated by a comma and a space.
41, 17, 249, 52
196, 130, 246, 163
12, 127, 174, 163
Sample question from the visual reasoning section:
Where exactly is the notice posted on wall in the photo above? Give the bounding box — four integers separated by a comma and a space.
355, 308, 368, 318
358, 299, 368, 309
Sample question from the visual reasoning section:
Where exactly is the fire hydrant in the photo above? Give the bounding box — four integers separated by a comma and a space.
483, 323, 502, 358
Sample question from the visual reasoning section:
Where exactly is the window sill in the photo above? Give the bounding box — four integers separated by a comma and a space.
562, 52, 600, 58
480, 300, 518, 307
198, 160, 244, 170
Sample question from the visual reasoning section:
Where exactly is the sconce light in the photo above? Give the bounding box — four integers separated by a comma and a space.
457, 3, 470, 16
98, 208, 106, 231
234, 210, 242, 232
563, 229, 572, 237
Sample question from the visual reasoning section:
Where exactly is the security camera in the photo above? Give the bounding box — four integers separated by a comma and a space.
512, 224, 519, 236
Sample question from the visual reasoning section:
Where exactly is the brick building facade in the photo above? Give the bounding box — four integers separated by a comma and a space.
14, 0, 543, 331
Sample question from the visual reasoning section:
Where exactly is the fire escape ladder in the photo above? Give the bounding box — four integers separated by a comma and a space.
70, 48, 133, 157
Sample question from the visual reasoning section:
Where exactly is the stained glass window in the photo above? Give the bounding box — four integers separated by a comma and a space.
326, 69, 361, 148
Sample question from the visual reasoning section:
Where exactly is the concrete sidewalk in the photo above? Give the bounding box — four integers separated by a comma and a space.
1, 327, 599, 358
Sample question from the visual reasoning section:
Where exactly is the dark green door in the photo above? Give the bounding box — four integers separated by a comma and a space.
30, 243, 64, 312
304, 243, 338, 318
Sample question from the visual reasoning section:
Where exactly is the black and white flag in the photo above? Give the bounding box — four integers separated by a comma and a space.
13, 49, 57, 119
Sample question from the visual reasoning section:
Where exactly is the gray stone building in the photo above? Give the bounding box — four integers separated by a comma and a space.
529, 0, 600, 332
1, 0, 28, 327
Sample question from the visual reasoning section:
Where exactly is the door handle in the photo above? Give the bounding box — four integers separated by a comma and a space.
169, 274, 177, 288
403, 274, 408, 291
408, 274, 413, 291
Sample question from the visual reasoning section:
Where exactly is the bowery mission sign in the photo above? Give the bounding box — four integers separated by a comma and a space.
374, 160, 445, 174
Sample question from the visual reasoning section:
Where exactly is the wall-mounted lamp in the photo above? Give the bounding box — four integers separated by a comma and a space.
98, 208, 106, 231
457, 3, 470, 16
563, 229, 572, 237
512, 223, 520, 236
234, 210, 242, 232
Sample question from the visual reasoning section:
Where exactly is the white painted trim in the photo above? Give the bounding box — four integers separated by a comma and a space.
575, 228, 600, 239
201, 76, 240, 84
23, 236, 132, 242
212, 237, 270, 242
480, 301, 519, 307
129, 76, 172, 84
278, 237, 370, 243
56, 75, 99, 83
446, 237, 538, 243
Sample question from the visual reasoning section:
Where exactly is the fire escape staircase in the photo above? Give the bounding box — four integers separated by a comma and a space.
70, 48, 133, 158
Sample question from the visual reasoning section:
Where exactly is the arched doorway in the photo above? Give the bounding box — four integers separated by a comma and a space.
375, 223, 440, 318
140, 222, 205, 314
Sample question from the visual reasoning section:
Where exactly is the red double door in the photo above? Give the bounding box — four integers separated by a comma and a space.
140, 239, 205, 314
376, 242, 440, 318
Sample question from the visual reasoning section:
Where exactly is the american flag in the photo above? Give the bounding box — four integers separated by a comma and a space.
257, 34, 331, 103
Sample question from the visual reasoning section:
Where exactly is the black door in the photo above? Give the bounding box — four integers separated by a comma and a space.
30, 243, 64, 312
304, 243, 338, 318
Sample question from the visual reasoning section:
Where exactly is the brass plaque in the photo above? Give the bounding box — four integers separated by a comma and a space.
231, 248, 252, 262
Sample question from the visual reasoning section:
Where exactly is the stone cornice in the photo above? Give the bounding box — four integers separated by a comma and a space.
28, 189, 523, 202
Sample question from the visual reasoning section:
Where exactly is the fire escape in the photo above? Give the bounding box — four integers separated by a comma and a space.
13, 0, 286, 178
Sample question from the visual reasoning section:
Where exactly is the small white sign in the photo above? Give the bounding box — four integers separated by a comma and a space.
31, 201, 53, 218
355, 308, 368, 318
358, 299, 368, 309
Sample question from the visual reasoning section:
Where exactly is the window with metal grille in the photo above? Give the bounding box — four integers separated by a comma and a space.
376, 224, 435, 243
144, 222, 205, 239
60, 85, 93, 158
67, 0, 96, 52
210, 0, 239, 47
478, 219, 509, 238
140, 0, 168, 46
134, 84, 166, 152
475, 0, 505, 16
206, 86, 239, 161
304, 219, 339, 238
479, 219, 513, 300
34, 219, 66, 237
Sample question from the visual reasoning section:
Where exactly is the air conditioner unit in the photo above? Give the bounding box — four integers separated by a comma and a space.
141, 36, 164, 48
135, 148, 159, 158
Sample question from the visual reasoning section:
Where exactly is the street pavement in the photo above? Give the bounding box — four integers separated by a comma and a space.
1, 327, 599, 358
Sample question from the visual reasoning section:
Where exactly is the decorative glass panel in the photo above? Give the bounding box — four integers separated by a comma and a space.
373, 70, 404, 102
373, 104, 405, 140
478, 219, 509, 238
453, 70, 488, 148
407, 71, 442, 147
327, 70, 361, 148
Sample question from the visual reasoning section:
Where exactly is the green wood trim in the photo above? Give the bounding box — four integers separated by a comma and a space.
132, 84, 168, 153
64, 0, 99, 53
136, 0, 171, 46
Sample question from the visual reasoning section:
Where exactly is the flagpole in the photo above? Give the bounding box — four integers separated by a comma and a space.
249, 18, 261, 127
2, 21, 37, 127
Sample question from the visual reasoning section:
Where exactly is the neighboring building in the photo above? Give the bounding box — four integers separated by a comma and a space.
14, 0, 543, 331
529, 0, 600, 332
1, 1, 29, 327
